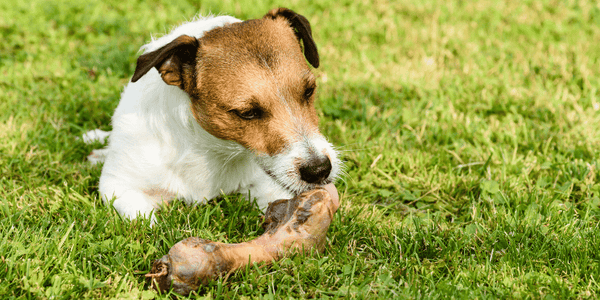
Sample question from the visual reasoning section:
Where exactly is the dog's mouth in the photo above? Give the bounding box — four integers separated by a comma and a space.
252, 137, 339, 197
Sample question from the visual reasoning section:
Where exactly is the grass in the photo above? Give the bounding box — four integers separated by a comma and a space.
1, 0, 600, 298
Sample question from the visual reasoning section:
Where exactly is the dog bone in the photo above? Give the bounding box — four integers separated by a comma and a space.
145, 188, 336, 295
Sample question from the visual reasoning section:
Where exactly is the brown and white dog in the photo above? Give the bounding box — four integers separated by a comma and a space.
83, 8, 341, 222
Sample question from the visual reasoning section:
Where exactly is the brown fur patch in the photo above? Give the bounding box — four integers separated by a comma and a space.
188, 17, 321, 155
130, 9, 322, 156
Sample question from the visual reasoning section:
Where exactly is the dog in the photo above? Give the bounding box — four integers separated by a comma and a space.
83, 8, 341, 222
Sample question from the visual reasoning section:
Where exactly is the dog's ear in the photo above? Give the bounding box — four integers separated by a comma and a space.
131, 35, 199, 87
264, 8, 319, 68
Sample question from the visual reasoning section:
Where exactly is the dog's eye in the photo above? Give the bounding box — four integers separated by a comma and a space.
304, 87, 315, 100
234, 108, 263, 120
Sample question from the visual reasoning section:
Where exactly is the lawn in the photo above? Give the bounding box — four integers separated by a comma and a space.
1, 0, 600, 298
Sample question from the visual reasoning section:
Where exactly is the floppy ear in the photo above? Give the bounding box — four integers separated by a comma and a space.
131, 35, 199, 88
264, 8, 320, 68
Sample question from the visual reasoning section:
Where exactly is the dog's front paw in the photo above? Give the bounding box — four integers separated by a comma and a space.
108, 190, 157, 225
87, 149, 108, 165
81, 129, 110, 144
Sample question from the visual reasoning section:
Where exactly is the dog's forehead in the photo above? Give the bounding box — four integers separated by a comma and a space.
199, 18, 309, 72
196, 18, 315, 107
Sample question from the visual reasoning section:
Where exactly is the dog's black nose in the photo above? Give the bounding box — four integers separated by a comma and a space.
299, 155, 332, 184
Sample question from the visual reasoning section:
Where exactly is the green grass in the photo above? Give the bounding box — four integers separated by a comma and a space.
2, 0, 600, 298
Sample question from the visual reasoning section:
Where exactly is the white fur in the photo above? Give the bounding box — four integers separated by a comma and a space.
84, 15, 340, 222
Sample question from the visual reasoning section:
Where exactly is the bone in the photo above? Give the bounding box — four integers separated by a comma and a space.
145, 187, 337, 295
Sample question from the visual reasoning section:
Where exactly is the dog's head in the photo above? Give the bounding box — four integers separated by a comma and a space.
131, 8, 340, 195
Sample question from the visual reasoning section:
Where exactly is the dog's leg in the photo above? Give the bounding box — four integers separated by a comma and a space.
82, 129, 110, 144
87, 149, 109, 165
102, 190, 158, 225
82, 129, 111, 165
111, 190, 157, 224
100, 176, 159, 225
